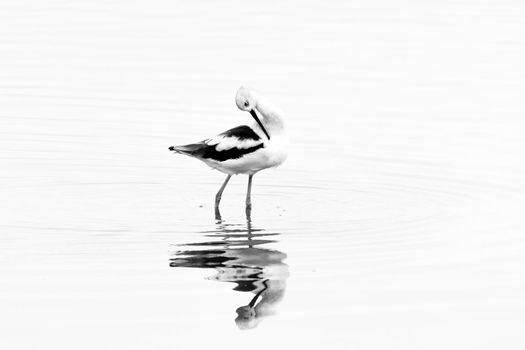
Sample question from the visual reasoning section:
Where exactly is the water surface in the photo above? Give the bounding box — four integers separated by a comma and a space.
1, 0, 525, 349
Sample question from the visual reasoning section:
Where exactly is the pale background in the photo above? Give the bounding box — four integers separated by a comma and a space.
1, 0, 525, 349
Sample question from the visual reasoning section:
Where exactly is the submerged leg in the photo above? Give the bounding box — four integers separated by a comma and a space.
245, 175, 253, 215
215, 175, 231, 219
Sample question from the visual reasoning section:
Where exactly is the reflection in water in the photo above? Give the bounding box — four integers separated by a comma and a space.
170, 219, 289, 329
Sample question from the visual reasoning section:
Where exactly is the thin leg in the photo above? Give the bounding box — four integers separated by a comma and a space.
246, 214, 253, 246
215, 175, 231, 220
245, 175, 253, 215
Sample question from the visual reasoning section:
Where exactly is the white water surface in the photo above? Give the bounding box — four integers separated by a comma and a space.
1, 1, 525, 349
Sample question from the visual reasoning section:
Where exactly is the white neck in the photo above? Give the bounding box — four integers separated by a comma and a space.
255, 96, 286, 136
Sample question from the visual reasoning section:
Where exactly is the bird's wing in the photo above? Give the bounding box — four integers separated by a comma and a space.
208, 125, 262, 150
217, 125, 262, 141
169, 125, 264, 162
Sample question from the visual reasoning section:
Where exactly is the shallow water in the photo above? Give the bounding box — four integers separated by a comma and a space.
1, 0, 525, 349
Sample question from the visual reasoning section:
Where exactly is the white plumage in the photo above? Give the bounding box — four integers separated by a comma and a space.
169, 86, 288, 217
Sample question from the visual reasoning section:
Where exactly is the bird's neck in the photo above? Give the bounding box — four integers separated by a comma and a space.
255, 98, 286, 136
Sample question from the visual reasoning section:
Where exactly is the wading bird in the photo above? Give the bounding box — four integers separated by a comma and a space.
168, 87, 287, 218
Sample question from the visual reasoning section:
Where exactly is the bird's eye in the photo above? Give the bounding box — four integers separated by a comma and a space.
244, 101, 249, 107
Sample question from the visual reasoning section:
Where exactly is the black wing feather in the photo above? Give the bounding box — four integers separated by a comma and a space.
169, 125, 263, 161
219, 125, 261, 141
199, 143, 264, 161
169, 141, 264, 162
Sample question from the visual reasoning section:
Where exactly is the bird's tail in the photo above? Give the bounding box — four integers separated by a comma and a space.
168, 143, 206, 156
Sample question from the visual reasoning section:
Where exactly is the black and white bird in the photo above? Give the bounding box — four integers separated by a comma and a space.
169, 87, 288, 217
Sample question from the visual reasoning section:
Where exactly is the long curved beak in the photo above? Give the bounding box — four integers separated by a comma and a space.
250, 109, 271, 140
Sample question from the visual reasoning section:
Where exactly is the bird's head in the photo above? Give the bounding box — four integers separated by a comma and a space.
235, 86, 257, 111
235, 86, 271, 140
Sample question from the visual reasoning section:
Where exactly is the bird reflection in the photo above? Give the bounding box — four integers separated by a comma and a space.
170, 219, 289, 329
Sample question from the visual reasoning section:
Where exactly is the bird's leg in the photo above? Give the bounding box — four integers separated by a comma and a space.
246, 213, 253, 247
215, 175, 232, 205
215, 175, 231, 220
245, 174, 253, 216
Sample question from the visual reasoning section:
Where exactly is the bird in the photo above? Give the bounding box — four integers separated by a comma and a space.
168, 86, 288, 218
